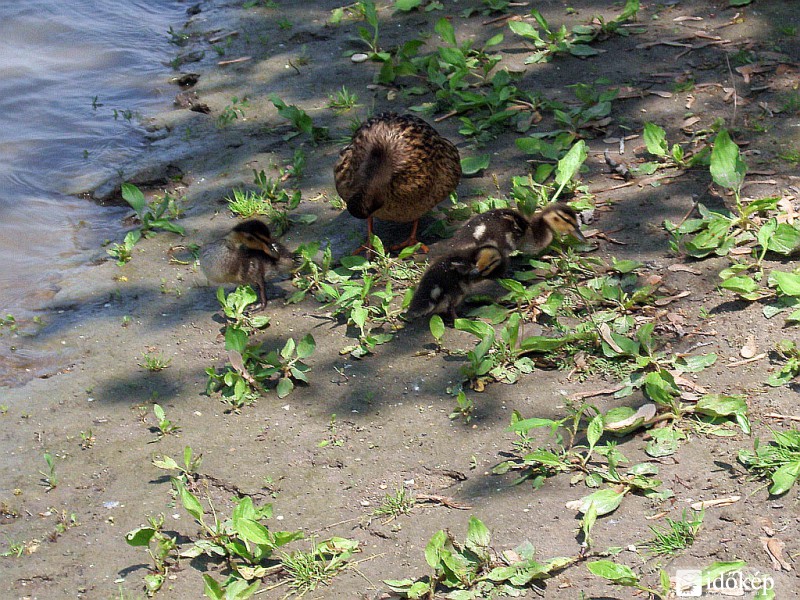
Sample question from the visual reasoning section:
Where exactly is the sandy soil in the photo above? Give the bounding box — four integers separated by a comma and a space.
2, 1, 799, 599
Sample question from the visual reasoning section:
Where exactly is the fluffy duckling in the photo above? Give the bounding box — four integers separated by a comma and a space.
334, 112, 461, 254
405, 245, 505, 321
442, 204, 585, 275
200, 219, 294, 306
523, 203, 585, 253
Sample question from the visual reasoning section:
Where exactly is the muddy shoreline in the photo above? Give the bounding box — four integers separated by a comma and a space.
2, 1, 799, 599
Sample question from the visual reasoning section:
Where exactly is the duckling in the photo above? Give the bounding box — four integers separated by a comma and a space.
334, 112, 461, 254
405, 245, 505, 321
200, 219, 294, 306
441, 204, 585, 276
523, 203, 585, 254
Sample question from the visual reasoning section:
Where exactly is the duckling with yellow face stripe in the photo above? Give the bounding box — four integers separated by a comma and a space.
444, 203, 585, 271
406, 245, 505, 321
200, 219, 295, 306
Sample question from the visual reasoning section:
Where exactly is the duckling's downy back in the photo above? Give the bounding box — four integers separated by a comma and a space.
200, 220, 294, 303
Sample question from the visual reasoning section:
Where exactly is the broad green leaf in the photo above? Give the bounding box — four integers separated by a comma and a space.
699, 561, 748, 585
586, 414, 604, 450
225, 326, 248, 353
202, 574, 224, 600
767, 223, 800, 255
280, 337, 296, 360
587, 559, 639, 585
508, 20, 543, 42
454, 318, 494, 340
425, 529, 448, 569
429, 314, 445, 341
435, 17, 456, 45
569, 44, 600, 57
643, 123, 668, 157
644, 370, 679, 406
553, 140, 587, 201
121, 183, 147, 215
125, 527, 156, 546
295, 334, 316, 359
465, 516, 491, 555
460, 154, 490, 175
175, 480, 205, 522
152, 455, 179, 470
394, 0, 422, 10
153, 403, 166, 421
772, 270, 800, 297
236, 518, 273, 545
646, 426, 685, 457
484, 33, 504, 47
710, 130, 746, 192
720, 275, 759, 298
769, 461, 800, 495
695, 394, 750, 433
574, 487, 626, 516
276, 377, 294, 398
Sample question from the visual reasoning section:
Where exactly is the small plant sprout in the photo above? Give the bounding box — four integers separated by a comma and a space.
371, 486, 416, 523
327, 86, 359, 113
125, 513, 177, 596
106, 230, 141, 266
217, 96, 249, 127
40, 452, 58, 490
153, 404, 180, 437
645, 509, 703, 556
318, 414, 344, 448
124, 184, 185, 236
385, 516, 574, 597
152, 446, 202, 484
268, 94, 328, 143
79, 430, 95, 449
449, 390, 474, 423
739, 428, 800, 495
217, 285, 270, 331
139, 351, 172, 372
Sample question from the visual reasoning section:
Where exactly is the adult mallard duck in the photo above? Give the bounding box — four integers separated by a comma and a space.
200, 219, 294, 306
334, 112, 461, 254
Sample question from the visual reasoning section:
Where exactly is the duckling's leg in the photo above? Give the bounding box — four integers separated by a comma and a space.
390, 219, 429, 253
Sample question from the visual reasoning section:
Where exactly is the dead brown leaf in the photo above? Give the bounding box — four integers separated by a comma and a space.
654, 291, 690, 306
761, 537, 792, 571
690, 496, 740, 510
668, 263, 701, 275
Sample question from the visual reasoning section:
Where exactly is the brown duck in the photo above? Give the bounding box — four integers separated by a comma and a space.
200, 219, 294, 306
334, 113, 461, 254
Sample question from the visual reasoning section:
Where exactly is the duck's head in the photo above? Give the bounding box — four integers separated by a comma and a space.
540, 204, 586, 242
469, 245, 505, 279
229, 220, 283, 258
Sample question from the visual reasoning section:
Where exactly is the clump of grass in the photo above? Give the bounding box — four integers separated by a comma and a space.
327, 86, 359, 113
280, 537, 359, 595
140, 352, 171, 372
371, 486, 416, 522
644, 509, 703, 556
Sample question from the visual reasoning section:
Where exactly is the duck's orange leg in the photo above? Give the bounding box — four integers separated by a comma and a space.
352, 216, 376, 256
390, 220, 429, 253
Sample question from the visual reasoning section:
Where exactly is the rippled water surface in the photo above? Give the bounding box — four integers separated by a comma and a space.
0, 0, 187, 319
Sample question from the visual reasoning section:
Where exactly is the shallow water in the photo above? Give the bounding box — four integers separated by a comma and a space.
0, 0, 187, 320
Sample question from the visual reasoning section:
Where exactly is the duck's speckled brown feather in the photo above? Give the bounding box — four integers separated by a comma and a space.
334, 113, 461, 224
